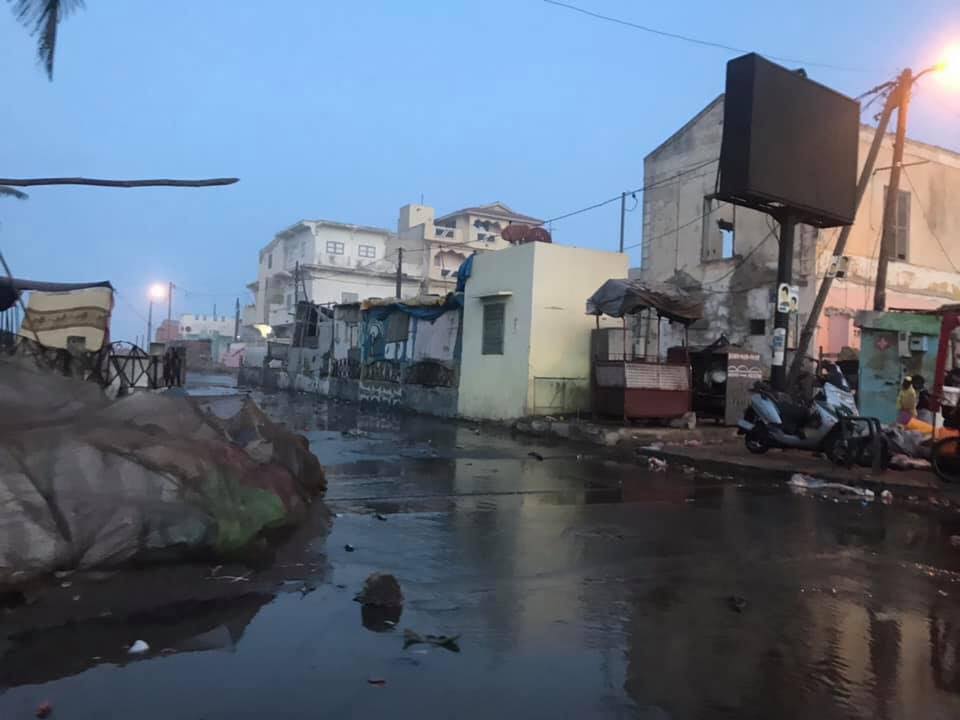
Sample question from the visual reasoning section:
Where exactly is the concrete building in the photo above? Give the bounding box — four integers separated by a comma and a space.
180, 313, 235, 338
457, 242, 628, 420
397, 202, 544, 295
250, 219, 421, 336
638, 94, 960, 365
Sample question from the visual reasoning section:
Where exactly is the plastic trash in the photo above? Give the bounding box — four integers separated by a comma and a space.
403, 629, 461, 653
647, 457, 668, 472
128, 640, 150, 654
528, 451, 544, 461
35, 702, 53, 718
788, 474, 875, 500
881, 490, 894, 504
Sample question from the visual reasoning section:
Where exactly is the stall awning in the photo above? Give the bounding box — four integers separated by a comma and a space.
586, 279, 703, 325
0, 277, 113, 311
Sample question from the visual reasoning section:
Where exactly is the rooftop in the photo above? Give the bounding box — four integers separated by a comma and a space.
435, 201, 543, 225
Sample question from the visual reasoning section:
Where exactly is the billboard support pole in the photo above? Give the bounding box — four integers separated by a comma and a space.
771, 213, 795, 391
787, 91, 898, 386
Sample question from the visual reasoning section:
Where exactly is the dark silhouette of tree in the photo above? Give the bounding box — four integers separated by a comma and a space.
8, 0, 84, 80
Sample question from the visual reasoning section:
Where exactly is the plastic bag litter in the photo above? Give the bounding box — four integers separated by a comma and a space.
788, 473, 875, 500
647, 457, 668, 472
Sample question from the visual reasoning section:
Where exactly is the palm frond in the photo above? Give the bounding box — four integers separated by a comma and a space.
9, 0, 84, 79
0, 186, 29, 200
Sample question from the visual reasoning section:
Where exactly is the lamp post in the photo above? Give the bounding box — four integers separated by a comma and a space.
147, 283, 167, 348
874, 54, 956, 311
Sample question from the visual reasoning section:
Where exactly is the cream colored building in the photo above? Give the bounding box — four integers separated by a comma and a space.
638, 94, 960, 364
457, 242, 627, 420
397, 202, 544, 295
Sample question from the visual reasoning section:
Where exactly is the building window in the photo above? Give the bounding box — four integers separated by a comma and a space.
358, 244, 376, 259
341, 292, 359, 303
326, 240, 345, 255
701, 198, 736, 261
482, 302, 506, 355
749, 319, 766, 336
884, 187, 911, 260
267, 253, 273, 269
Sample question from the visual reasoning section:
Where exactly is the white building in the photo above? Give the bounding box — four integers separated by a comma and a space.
250, 219, 421, 336
180, 313, 235, 338
397, 202, 544, 295
458, 242, 628, 420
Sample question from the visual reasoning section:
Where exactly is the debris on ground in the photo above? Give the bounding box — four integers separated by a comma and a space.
681, 465, 696, 474
727, 596, 748, 613
890, 453, 932, 471
683, 439, 702, 447
375, 513, 388, 521
128, 640, 150, 654
355, 573, 403, 607
403, 628, 461, 653
640, 442, 664, 452
299, 582, 317, 597
668, 412, 697, 430
950, 536, 960, 549
881, 490, 894, 504
367, 677, 386, 686
528, 451, 544, 461
788, 474, 875, 500
939, 589, 949, 597
647, 457, 668, 472
344, 544, 356, 552
35, 701, 53, 718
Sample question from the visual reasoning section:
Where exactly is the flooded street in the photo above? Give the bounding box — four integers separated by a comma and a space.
4, 388, 960, 719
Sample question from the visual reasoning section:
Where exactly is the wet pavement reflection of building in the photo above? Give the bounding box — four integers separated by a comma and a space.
3, 390, 960, 719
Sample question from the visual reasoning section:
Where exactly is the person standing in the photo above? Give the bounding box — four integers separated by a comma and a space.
896, 376, 918, 425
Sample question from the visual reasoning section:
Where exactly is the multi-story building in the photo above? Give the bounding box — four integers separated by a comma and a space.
637, 94, 960, 366
180, 313, 235, 339
249, 219, 422, 336
250, 202, 543, 336
397, 202, 544, 295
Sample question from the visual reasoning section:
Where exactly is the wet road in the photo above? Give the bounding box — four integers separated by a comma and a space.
4, 390, 960, 719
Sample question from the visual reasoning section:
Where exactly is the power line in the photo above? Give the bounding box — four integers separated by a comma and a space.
543, 0, 869, 73
901, 166, 959, 273
623, 198, 725, 251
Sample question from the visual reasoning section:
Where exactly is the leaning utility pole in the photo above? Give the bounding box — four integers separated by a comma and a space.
787, 89, 898, 385
395, 248, 403, 298
874, 68, 912, 312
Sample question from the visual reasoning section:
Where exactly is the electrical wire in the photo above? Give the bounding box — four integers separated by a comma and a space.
543, 0, 870, 73
901, 166, 959, 273
622, 198, 726, 252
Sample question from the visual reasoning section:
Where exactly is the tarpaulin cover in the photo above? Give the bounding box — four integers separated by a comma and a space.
0, 359, 327, 587
586, 278, 704, 325
365, 293, 463, 322
0, 277, 113, 312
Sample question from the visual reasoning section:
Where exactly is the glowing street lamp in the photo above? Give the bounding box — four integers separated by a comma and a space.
146, 283, 168, 348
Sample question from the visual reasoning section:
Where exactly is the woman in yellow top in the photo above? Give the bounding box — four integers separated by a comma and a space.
896, 376, 918, 425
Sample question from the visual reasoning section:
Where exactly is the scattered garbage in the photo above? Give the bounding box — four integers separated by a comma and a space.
683, 439, 702, 447
128, 640, 150, 655
890, 454, 932, 471
647, 457, 668, 472
299, 582, 317, 597
367, 677, 386, 687
681, 465, 696, 474
641, 442, 665, 452
528, 451, 544, 461
344, 544, 356, 552
788, 474, 875, 500
355, 573, 404, 607
727, 596, 748, 613
881, 490, 894, 504
403, 629, 461, 653
375, 513, 388, 522
939, 589, 950, 597
35, 702, 53, 719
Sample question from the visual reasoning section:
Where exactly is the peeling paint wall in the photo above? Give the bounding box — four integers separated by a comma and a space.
638, 96, 960, 363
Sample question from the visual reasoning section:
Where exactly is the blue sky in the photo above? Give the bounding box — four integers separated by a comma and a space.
2, 0, 959, 340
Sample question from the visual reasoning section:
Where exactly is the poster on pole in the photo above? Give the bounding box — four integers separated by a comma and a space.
777, 283, 791, 314
772, 327, 787, 366
789, 285, 800, 314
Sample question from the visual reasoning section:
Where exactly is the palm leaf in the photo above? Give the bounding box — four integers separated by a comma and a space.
0, 186, 29, 200
9, 0, 84, 79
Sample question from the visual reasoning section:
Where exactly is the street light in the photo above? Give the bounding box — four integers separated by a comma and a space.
146, 283, 167, 348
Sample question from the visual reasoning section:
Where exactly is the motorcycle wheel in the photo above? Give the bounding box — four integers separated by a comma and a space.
932, 437, 960, 483
745, 426, 770, 454
823, 430, 854, 467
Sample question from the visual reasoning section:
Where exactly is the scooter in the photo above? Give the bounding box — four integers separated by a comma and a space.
737, 363, 855, 458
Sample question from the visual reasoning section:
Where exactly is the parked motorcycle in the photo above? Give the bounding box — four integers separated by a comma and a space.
737, 362, 857, 460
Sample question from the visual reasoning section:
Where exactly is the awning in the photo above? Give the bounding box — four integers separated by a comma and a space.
586, 279, 703, 325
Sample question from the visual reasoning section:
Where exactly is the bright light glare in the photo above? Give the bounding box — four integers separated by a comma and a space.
148, 283, 167, 301
937, 45, 960, 88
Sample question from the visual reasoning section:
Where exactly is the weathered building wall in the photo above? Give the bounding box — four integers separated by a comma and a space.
639, 95, 960, 364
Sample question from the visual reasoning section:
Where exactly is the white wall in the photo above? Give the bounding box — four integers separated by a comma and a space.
458, 242, 629, 420
457, 243, 536, 420
180, 313, 235, 337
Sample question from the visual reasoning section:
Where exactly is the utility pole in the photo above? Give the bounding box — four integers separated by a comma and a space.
771, 214, 795, 391
146, 301, 154, 349
234, 297, 240, 341
618, 191, 626, 253
874, 68, 912, 312
167, 281, 173, 323
788, 92, 897, 386
395, 247, 403, 298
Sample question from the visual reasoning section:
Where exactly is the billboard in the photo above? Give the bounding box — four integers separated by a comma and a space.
718, 53, 860, 227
